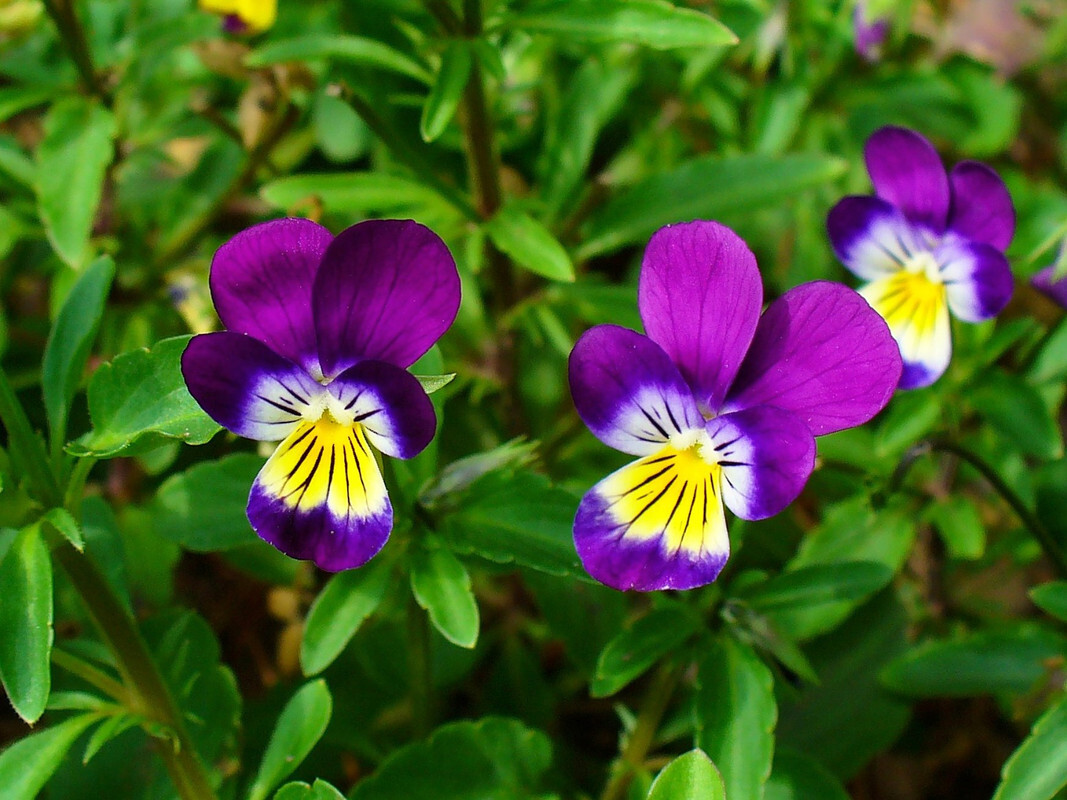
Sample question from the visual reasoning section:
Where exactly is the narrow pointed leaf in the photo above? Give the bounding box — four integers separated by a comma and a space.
410, 543, 479, 649
420, 42, 471, 142
0, 714, 98, 799
0, 524, 53, 724
592, 607, 700, 697
647, 749, 726, 800
246, 35, 431, 84
992, 694, 1067, 800
485, 205, 575, 282
247, 680, 333, 800
42, 255, 114, 447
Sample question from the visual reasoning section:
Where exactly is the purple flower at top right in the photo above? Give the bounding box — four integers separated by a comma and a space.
827, 126, 1015, 389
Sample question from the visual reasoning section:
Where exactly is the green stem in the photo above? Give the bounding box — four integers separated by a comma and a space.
51, 542, 218, 800
407, 591, 434, 738
599, 662, 683, 800
423, 0, 462, 32
51, 648, 130, 704
891, 438, 1067, 578
0, 367, 61, 506
41, 0, 108, 101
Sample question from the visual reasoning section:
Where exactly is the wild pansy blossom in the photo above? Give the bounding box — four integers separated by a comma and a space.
569, 221, 902, 591
828, 126, 1015, 389
853, 1, 889, 62
181, 219, 460, 571
1031, 242, 1067, 308
200, 0, 276, 33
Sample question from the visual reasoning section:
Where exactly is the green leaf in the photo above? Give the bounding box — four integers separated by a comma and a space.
0, 524, 53, 724
82, 713, 141, 764
246, 35, 431, 83
410, 542, 480, 649
349, 717, 553, 799
41, 507, 84, 551
438, 470, 584, 579
274, 779, 346, 800
1031, 582, 1067, 623
694, 635, 777, 800
261, 173, 442, 214
926, 496, 985, 560
0, 136, 35, 187
737, 561, 893, 613
485, 205, 575, 282
776, 498, 915, 640
507, 0, 736, 49
0, 713, 98, 800
0, 86, 55, 124
579, 153, 845, 258
881, 625, 1067, 697
68, 336, 221, 458
36, 97, 116, 267
420, 41, 471, 142
765, 749, 850, 800
414, 373, 456, 395
301, 559, 392, 675
647, 749, 726, 800
41, 255, 114, 447
591, 607, 700, 697
777, 590, 911, 779
970, 370, 1063, 460
992, 694, 1067, 800
151, 453, 262, 551
421, 440, 536, 504
247, 680, 333, 800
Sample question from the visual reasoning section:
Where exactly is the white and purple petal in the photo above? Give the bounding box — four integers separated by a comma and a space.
865, 126, 950, 231
248, 419, 392, 572
826, 196, 930, 281
705, 407, 815, 521
1032, 263, 1067, 309
210, 218, 333, 376
326, 360, 436, 459
569, 325, 704, 456
723, 282, 902, 435
181, 332, 324, 441
947, 161, 1015, 252
858, 272, 952, 390
313, 220, 460, 378
937, 237, 1013, 323
637, 221, 763, 411
574, 449, 730, 592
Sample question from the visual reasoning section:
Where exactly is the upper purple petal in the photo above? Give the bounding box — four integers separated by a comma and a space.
210, 218, 333, 376
326, 360, 436, 459
938, 237, 1013, 323
181, 331, 324, 441
1032, 263, 1067, 309
946, 161, 1015, 252
706, 406, 815, 521
638, 221, 763, 412
723, 281, 902, 435
569, 325, 704, 456
865, 127, 950, 232
312, 220, 460, 378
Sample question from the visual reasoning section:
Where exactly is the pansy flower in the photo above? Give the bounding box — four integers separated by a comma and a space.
827, 126, 1015, 389
853, 1, 890, 62
181, 218, 460, 571
569, 221, 902, 591
200, 0, 276, 34
1031, 241, 1067, 308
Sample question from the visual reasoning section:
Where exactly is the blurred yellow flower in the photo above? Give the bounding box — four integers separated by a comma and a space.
200, 0, 276, 33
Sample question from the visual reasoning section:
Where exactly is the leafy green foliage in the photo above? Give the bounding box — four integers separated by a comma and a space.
0, 714, 99, 800
410, 540, 480, 649
592, 606, 700, 697
485, 205, 575, 283
348, 717, 553, 799
0, 524, 53, 723
992, 695, 1067, 800
68, 336, 221, 458
248, 681, 333, 800
646, 749, 726, 800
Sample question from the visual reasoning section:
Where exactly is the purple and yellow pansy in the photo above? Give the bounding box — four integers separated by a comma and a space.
181, 218, 460, 571
568, 221, 902, 592
828, 126, 1015, 389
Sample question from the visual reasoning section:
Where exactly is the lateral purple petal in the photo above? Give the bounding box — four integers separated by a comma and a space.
181, 332, 323, 441
210, 218, 332, 375
638, 221, 762, 411
938, 238, 1013, 323
827, 196, 927, 281
946, 161, 1015, 252
313, 219, 460, 378
865, 126, 950, 231
569, 325, 704, 456
1032, 264, 1067, 309
723, 281, 902, 435
706, 407, 815, 521
326, 359, 436, 459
